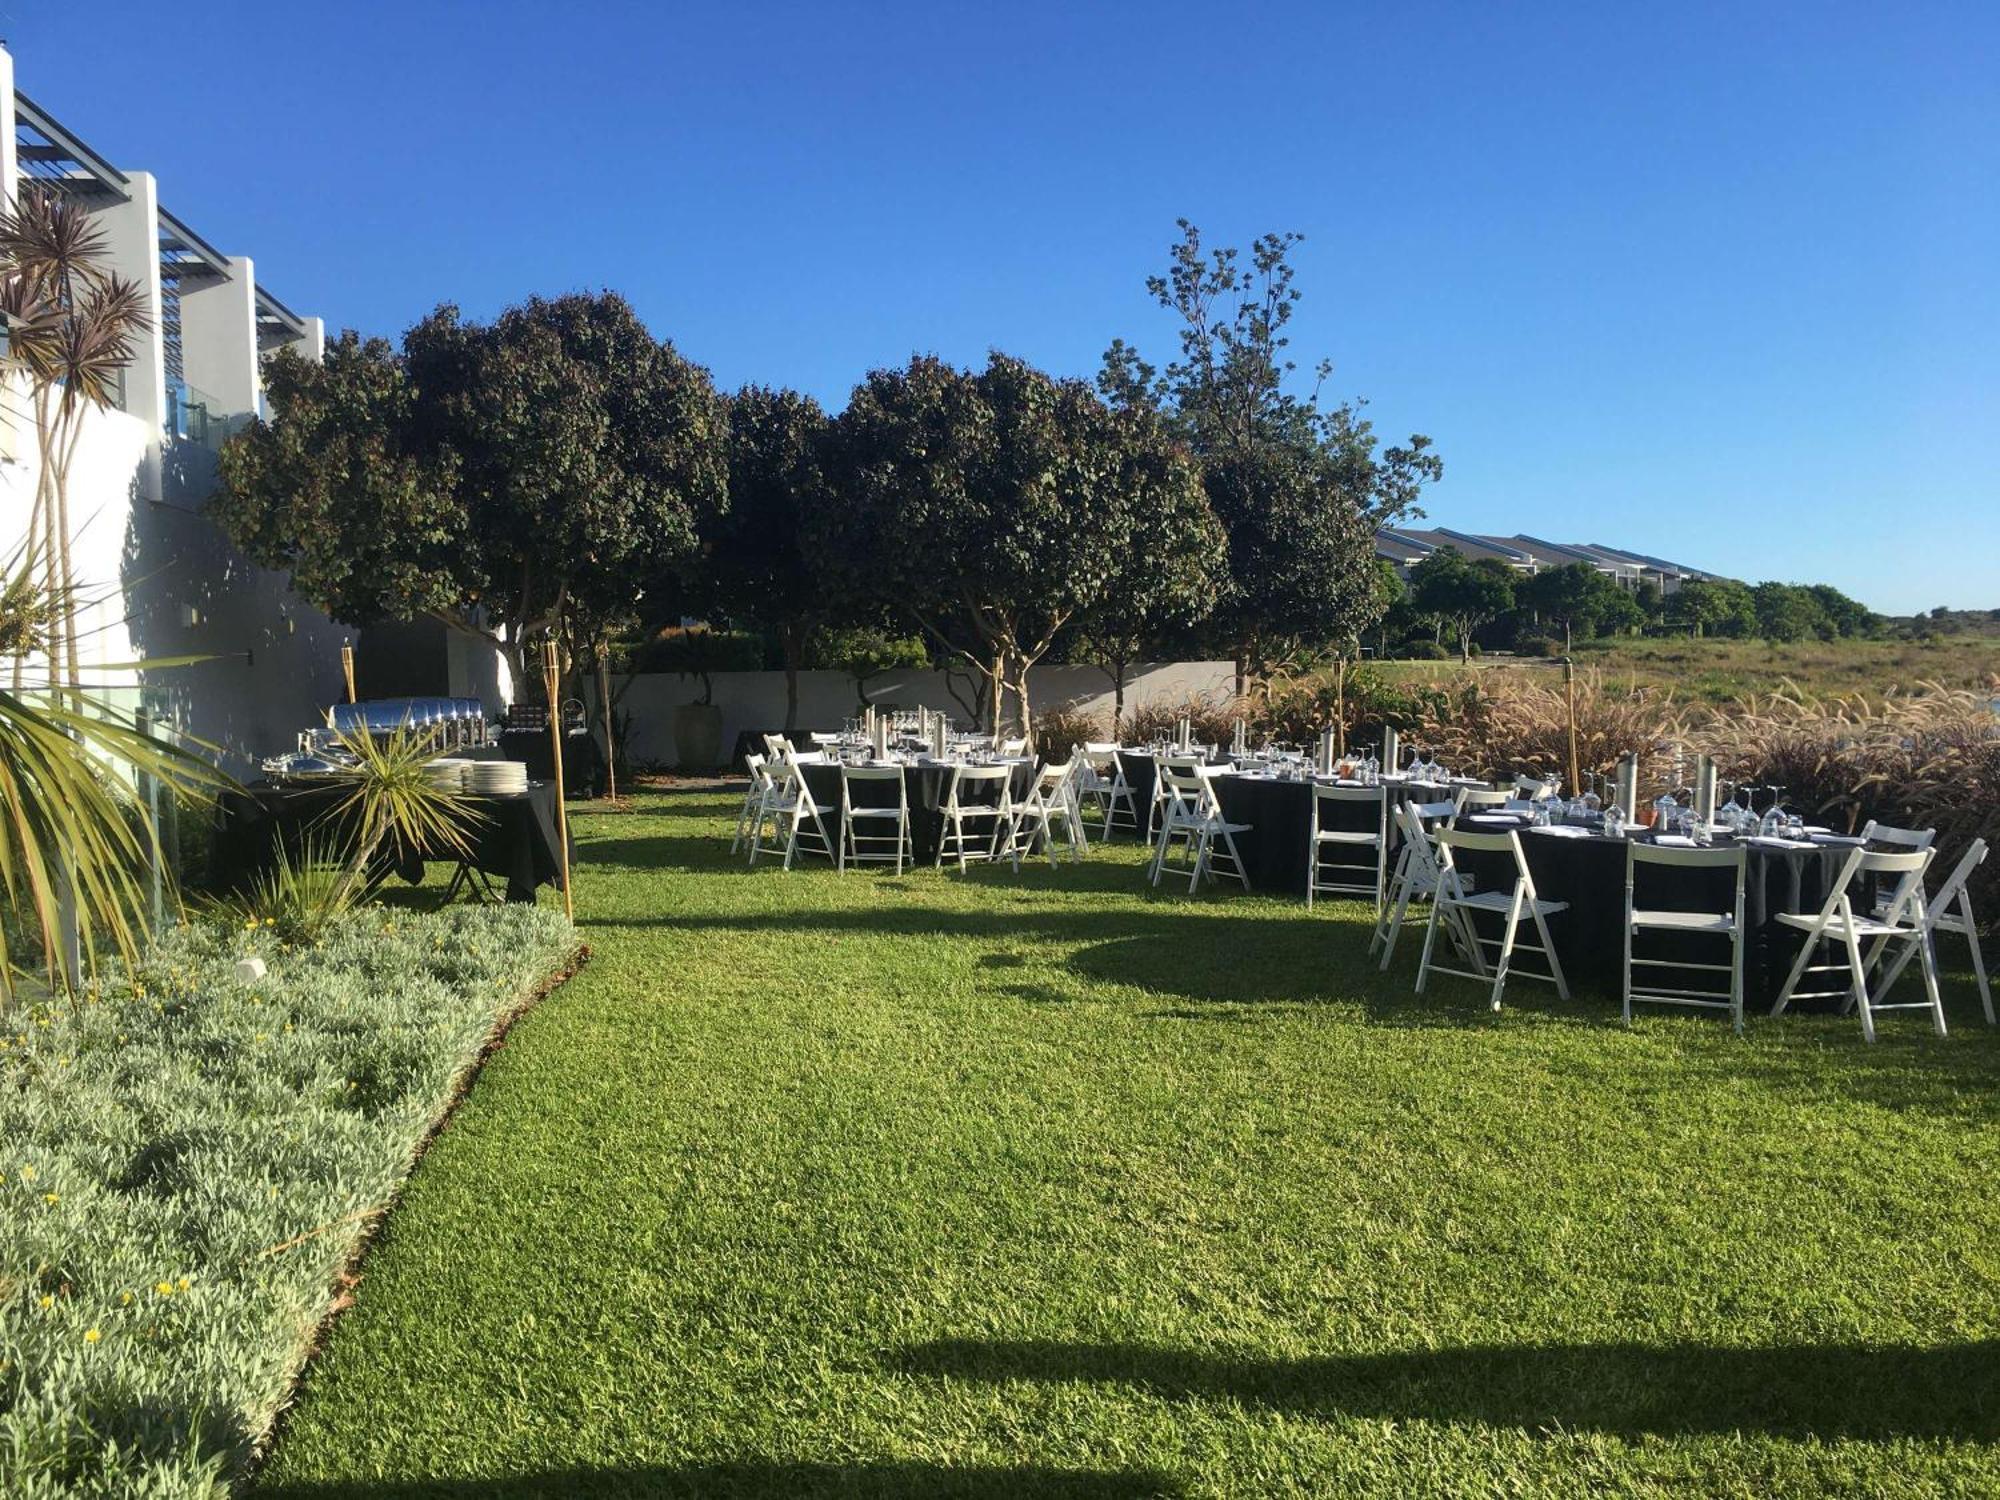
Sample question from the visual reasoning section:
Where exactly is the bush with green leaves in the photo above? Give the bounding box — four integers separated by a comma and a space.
0, 901, 578, 1497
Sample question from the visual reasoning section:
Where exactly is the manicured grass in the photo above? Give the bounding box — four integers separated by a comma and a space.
255, 786, 2000, 1498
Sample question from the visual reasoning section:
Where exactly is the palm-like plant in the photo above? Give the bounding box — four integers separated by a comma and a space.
0, 683, 225, 997
0, 185, 151, 696
322, 727, 484, 902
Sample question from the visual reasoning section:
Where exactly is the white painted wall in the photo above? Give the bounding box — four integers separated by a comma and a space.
613, 660, 1239, 767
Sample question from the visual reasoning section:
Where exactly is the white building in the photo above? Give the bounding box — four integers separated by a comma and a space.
0, 47, 351, 772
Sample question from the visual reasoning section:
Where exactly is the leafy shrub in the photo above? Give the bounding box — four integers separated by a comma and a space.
1032, 703, 1107, 763
1514, 635, 1561, 658
0, 903, 578, 1496
1400, 640, 1451, 661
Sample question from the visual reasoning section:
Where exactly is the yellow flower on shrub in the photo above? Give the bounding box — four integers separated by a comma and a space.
155, 1281, 174, 1297
43, 1192, 58, 1204
84, 1328, 100, 1343
119, 1291, 134, 1306
38, 1294, 52, 1308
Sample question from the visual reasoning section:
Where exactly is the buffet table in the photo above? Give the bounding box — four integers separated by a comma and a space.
211, 782, 569, 903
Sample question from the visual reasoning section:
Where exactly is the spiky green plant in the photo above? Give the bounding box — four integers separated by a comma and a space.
0, 686, 224, 998
200, 834, 355, 942
320, 727, 484, 902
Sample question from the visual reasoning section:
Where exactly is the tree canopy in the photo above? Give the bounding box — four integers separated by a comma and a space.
1099, 221, 1441, 688
216, 293, 726, 689
1410, 547, 1516, 661
824, 352, 1216, 739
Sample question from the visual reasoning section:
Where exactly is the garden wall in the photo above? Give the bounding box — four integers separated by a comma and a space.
614, 660, 1237, 767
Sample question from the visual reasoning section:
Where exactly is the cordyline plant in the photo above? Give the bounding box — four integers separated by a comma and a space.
319, 726, 483, 904
0, 681, 226, 1000
0, 185, 150, 699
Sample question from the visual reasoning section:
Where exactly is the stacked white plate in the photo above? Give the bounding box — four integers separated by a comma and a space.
466, 760, 529, 796
422, 759, 469, 792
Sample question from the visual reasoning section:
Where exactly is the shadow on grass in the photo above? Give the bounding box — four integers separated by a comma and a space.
891, 1337, 2000, 1442
255, 1459, 1178, 1499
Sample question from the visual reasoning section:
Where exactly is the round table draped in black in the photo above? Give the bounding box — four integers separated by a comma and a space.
1209, 774, 1475, 895
799, 759, 1037, 866
1446, 824, 1852, 1006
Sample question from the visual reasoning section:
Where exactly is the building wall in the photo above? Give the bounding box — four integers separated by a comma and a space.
612, 660, 1240, 767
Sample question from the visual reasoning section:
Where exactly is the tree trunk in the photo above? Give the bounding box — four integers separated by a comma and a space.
1012, 650, 1034, 751
986, 659, 1005, 744
1112, 659, 1129, 738
780, 622, 804, 731
1234, 644, 1249, 700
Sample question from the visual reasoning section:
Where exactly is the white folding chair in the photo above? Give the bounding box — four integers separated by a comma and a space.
837, 765, 913, 874
1149, 764, 1250, 892
996, 737, 1028, 757
751, 746, 835, 869
1372, 798, 1464, 968
1006, 756, 1086, 870
1146, 752, 1208, 844
809, 732, 842, 749
1455, 786, 1514, 815
1860, 820, 1937, 916
1862, 837, 1991, 1027
937, 764, 1013, 870
1307, 784, 1387, 911
1514, 775, 1558, 802
732, 752, 773, 856
1623, 842, 1747, 1034
1417, 826, 1571, 1011
1771, 846, 1944, 1042
1076, 743, 1138, 838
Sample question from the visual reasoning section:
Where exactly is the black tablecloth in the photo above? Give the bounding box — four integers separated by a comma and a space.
211, 782, 568, 903
1210, 775, 1472, 895
497, 729, 606, 799
1449, 826, 1850, 1005
799, 760, 1037, 866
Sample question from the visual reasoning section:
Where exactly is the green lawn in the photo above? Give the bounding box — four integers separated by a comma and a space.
254, 786, 2000, 1498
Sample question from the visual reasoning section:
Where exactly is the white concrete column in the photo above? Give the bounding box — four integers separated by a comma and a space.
0, 49, 18, 206
179, 253, 259, 422
283, 314, 325, 363
87, 171, 167, 503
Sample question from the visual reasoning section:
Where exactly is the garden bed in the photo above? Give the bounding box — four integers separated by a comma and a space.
0, 902, 580, 1498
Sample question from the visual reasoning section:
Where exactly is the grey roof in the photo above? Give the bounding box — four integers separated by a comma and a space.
1373, 527, 1717, 580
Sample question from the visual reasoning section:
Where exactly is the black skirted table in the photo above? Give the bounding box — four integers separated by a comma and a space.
1210, 773, 1479, 895
1194, 771, 1852, 1006
1447, 821, 1852, 1006
799, 759, 1037, 866
211, 782, 569, 903
497, 729, 606, 799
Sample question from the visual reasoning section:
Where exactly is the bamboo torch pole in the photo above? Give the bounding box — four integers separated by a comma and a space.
339, 639, 357, 704
1564, 657, 1581, 794
542, 639, 574, 921
596, 639, 617, 805
1334, 654, 1347, 759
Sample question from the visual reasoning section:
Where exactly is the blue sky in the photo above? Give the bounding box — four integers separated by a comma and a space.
9, 2, 1996, 613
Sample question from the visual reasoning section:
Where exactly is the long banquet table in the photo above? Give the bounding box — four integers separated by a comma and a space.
799, 758, 1038, 866
1188, 768, 1853, 1007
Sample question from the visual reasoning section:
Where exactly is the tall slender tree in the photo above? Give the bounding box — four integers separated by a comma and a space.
1102, 221, 1441, 693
